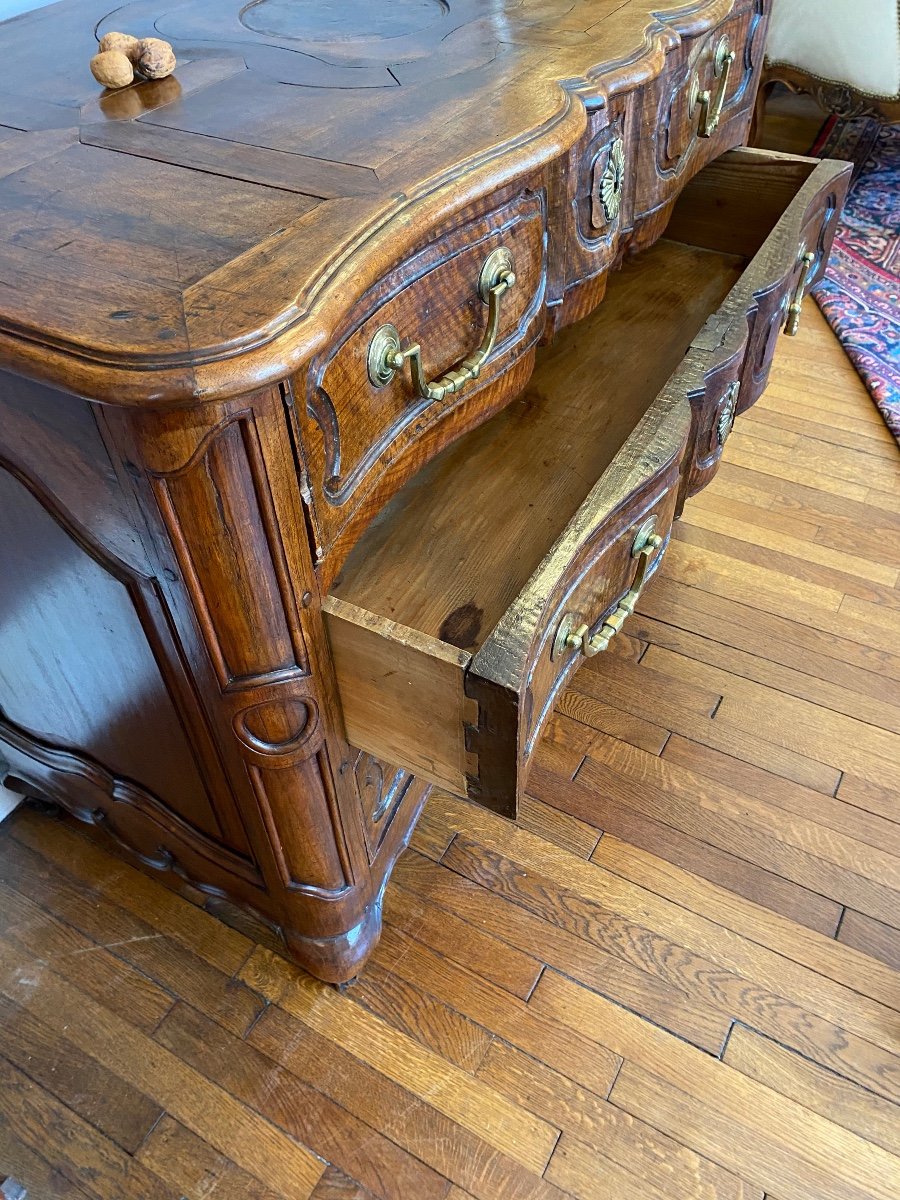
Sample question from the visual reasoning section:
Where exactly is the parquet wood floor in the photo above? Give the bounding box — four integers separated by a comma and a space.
1, 310, 898, 1198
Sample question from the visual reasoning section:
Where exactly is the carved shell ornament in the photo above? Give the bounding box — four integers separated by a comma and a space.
599, 137, 626, 224
716, 380, 740, 446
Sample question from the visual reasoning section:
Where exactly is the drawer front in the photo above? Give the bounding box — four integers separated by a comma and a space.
634, 0, 766, 220
469, 460, 681, 809
738, 176, 843, 415
295, 188, 547, 559
675, 149, 849, 506
559, 0, 765, 328
680, 349, 747, 503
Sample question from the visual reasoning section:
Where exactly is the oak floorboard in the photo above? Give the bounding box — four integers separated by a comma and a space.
152, 1001, 448, 1200
423, 792, 900, 1014
349, 960, 493, 1070
579, 736, 900, 923
436, 828, 900, 1103
0, 937, 327, 1199
661, 735, 899, 851
836, 909, 900, 973
477, 1040, 760, 1200
529, 759, 843, 934
722, 1025, 900, 1159
0, 993, 163, 1155
245, 1001, 565, 1200
532, 971, 900, 1200
567, 650, 843, 794
237, 946, 561, 1176
393, 847, 734, 1052
0, 1055, 174, 1200
1, 834, 264, 1038
135, 1115, 288, 1200
633, 610, 900, 731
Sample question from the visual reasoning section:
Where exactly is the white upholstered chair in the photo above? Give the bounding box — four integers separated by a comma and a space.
759, 0, 900, 122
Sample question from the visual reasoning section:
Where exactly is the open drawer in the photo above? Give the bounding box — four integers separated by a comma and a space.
324, 148, 850, 818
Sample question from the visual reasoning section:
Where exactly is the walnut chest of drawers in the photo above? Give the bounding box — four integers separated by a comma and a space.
0, 0, 849, 981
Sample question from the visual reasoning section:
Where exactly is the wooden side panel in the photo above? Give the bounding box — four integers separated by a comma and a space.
323, 596, 475, 798
0, 378, 256, 867
0, 468, 225, 848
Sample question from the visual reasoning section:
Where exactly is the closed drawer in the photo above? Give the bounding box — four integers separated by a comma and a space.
560, 0, 766, 328
324, 147, 850, 818
293, 187, 547, 561
634, 0, 767, 219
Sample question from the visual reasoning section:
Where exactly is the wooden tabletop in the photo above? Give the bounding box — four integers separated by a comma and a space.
0, 0, 734, 404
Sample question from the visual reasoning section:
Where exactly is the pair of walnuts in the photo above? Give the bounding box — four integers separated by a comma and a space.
90, 31, 176, 89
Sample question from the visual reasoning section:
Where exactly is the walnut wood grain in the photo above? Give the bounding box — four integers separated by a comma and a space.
0, 0, 766, 406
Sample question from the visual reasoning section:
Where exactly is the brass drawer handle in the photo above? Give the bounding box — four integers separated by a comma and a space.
690, 37, 735, 138
554, 518, 663, 660
367, 246, 516, 401
784, 249, 816, 336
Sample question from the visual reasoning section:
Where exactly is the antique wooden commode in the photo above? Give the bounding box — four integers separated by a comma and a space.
0, 0, 849, 982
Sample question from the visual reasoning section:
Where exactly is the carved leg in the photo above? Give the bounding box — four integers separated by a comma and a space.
282, 900, 383, 985
98, 388, 382, 984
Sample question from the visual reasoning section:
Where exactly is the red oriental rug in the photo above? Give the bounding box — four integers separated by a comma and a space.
810, 117, 900, 446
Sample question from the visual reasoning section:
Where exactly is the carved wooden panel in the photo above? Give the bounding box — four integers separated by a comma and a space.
0, 456, 254, 861
134, 394, 361, 901
152, 415, 308, 687
354, 749, 415, 862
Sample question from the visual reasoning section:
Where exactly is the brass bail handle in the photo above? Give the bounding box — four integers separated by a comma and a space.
367, 246, 516, 401
555, 518, 664, 661
784, 248, 816, 336
691, 37, 736, 138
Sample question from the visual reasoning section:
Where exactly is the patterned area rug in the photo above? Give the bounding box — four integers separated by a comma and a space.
810, 117, 900, 444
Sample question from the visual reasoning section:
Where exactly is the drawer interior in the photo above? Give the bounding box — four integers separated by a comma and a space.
329, 236, 739, 648
325, 150, 820, 800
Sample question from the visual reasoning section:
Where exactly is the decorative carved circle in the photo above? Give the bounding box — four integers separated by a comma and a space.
239, 0, 448, 43
598, 137, 625, 225
233, 698, 318, 756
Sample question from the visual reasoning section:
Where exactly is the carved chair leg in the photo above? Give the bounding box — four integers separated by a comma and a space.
749, 76, 776, 146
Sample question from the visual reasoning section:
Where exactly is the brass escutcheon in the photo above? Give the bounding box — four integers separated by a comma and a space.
716, 379, 741, 446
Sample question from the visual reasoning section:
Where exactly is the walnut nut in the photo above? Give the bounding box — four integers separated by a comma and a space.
90, 49, 134, 89
137, 37, 176, 80
98, 31, 141, 61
